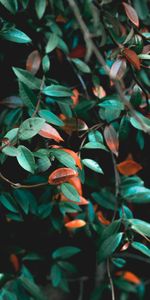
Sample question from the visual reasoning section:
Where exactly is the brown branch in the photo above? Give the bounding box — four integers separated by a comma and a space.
32, 75, 45, 117
67, 0, 150, 134
0, 172, 48, 189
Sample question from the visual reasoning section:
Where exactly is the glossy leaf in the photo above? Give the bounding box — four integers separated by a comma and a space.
17, 146, 36, 173
38, 109, 64, 126
98, 232, 123, 262
19, 118, 45, 140
129, 218, 150, 237
60, 183, 80, 202
43, 85, 72, 97
117, 159, 142, 176
110, 59, 127, 80
71, 58, 91, 73
0, 0, 18, 14
12, 67, 41, 89
39, 123, 63, 142
82, 159, 103, 174
48, 168, 78, 185
123, 48, 141, 70
52, 246, 80, 259
26, 50, 41, 75
35, 0, 46, 19
45, 33, 59, 53
104, 125, 119, 156
132, 242, 150, 257
123, 2, 139, 27
1, 28, 31, 43
65, 219, 86, 229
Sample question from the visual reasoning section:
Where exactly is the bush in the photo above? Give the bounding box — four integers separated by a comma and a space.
0, 0, 150, 299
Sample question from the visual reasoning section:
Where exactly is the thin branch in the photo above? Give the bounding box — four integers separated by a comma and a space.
117, 252, 150, 264
0, 172, 48, 189
107, 258, 115, 300
32, 75, 45, 117
111, 153, 120, 221
67, 0, 150, 134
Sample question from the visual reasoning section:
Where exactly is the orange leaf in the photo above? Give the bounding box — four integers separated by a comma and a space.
110, 59, 127, 80
92, 85, 106, 99
97, 211, 110, 225
39, 123, 64, 142
56, 15, 67, 23
123, 2, 139, 28
116, 271, 141, 285
48, 168, 78, 185
69, 45, 86, 58
123, 48, 141, 70
26, 50, 41, 75
62, 148, 82, 170
71, 89, 79, 107
65, 219, 86, 229
68, 176, 83, 195
9, 254, 20, 272
104, 125, 119, 156
117, 159, 142, 176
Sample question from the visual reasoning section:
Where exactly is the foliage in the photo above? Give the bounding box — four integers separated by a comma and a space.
0, 0, 150, 299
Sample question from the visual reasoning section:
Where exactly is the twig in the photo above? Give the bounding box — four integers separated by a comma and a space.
32, 75, 45, 117
111, 153, 120, 221
117, 252, 150, 264
107, 258, 115, 300
0, 172, 48, 189
67, 0, 150, 134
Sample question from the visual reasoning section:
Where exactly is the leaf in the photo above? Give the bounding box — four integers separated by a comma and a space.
35, 0, 46, 19
19, 81, 35, 109
65, 219, 86, 229
83, 142, 107, 151
120, 176, 150, 203
67, 176, 82, 195
62, 117, 88, 135
52, 246, 80, 259
112, 258, 126, 268
26, 50, 41, 75
88, 130, 104, 143
0, 193, 18, 213
48, 168, 78, 185
45, 33, 59, 54
69, 45, 86, 58
2, 128, 18, 157
132, 242, 150, 257
60, 183, 80, 202
123, 2, 139, 27
17, 145, 36, 173
50, 264, 62, 287
39, 123, 63, 142
138, 54, 150, 60
130, 111, 150, 132
110, 59, 127, 80
43, 85, 72, 97
129, 218, 150, 237
38, 109, 64, 126
12, 67, 41, 89
92, 85, 106, 99
117, 271, 141, 285
13, 189, 34, 214
19, 118, 45, 140
42, 54, 50, 73
98, 232, 123, 262
0, 0, 18, 14
71, 58, 91, 73
61, 148, 82, 169
51, 149, 77, 170
1, 28, 31, 43
104, 125, 119, 156
19, 276, 46, 300
123, 48, 141, 70
82, 159, 103, 174
9, 254, 19, 272
97, 211, 110, 225
117, 159, 142, 176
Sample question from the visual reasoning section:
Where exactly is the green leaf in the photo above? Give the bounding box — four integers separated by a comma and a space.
112, 258, 126, 268
99, 220, 121, 243
83, 142, 107, 151
38, 109, 64, 126
132, 241, 150, 257
51, 149, 76, 170
88, 130, 104, 143
12, 67, 41, 89
1, 28, 31, 43
120, 176, 150, 203
50, 264, 62, 287
43, 85, 72, 97
19, 276, 46, 300
13, 189, 34, 214
138, 54, 150, 60
42, 55, 50, 73
35, 0, 46, 19
0, 0, 18, 14
19, 82, 35, 109
52, 246, 81, 259
82, 159, 103, 174
17, 145, 36, 173
45, 33, 59, 53
2, 128, 18, 157
58, 261, 77, 273
114, 278, 137, 293
133, 0, 149, 20
92, 189, 115, 210
71, 58, 91, 73
130, 111, 150, 133
36, 156, 51, 173
129, 218, 150, 237
60, 183, 80, 202
18, 117, 45, 140
0, 193, 18, 213
98, 232, 123, 262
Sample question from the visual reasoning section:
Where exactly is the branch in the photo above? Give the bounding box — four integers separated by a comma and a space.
107, 258, 115, 300
111, 153, 120, 221
32, 75, 45, 117
0, 172, 48, 189
66, 0, 150, 134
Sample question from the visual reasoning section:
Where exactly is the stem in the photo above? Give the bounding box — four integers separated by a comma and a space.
32, 75, 45, 117
107, 258, 115, 300
111, 153, 120, 221
0, 172, 48, 189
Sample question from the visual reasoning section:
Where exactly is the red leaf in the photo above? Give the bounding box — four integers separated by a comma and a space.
123, 47, 141, 70
97, 211, 110, 225
26, 50, 41, 75
117, 159, 142, 176
67, 176, 82, 195
62, 148, 82, 170
9, 254, 20, 272
110, 59, 127, 80
104, 125, 119, 156
69, 45, 86, 58
123, 2, 139, 28
48, 168, 78, 185
65, 219, 86, 229
71, 88, 79, 107
39, 123, 64, 142
116, 271, 141, 285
